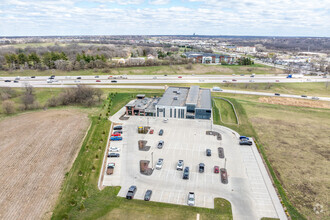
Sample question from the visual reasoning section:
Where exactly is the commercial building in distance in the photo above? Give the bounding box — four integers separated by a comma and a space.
125, 86, 212, 120
182, 52, 235, 64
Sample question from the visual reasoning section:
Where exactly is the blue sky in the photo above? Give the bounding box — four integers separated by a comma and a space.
0, 0, 329, 37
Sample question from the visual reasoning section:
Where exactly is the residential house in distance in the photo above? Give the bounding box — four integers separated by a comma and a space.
236, 46, 256, 53
182, 52, 235, 64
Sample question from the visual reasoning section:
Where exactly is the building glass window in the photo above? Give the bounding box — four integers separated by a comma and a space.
170, 109, 172, 117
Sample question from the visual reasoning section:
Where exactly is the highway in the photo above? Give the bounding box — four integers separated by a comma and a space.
1, 74, 329, 101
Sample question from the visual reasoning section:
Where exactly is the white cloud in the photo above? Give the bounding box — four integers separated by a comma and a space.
149, 0, 170, 5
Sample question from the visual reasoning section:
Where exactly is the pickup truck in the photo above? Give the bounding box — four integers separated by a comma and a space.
106, 163, 115, 175
110, 136, 122, 141
126, 185, 137, 199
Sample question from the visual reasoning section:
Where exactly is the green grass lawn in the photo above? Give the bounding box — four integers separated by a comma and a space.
51, 92, 232, 220
213, 98, 238, 124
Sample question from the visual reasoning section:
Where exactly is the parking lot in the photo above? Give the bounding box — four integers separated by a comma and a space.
102, 107, 287, 220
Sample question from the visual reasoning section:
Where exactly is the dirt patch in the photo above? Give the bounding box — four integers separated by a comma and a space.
0, 109, 90, 220
258, 97, 330, 109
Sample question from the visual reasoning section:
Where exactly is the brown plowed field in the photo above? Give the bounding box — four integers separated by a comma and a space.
0, 109, 90, 220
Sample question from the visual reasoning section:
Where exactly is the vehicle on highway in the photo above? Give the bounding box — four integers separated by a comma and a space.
274, 93, 280, 96
232, 79, 237, 82
47, 79, 53, 83
113, 130, 123, 134
4, 80, 11, 82
155, 158, 164, 170
312, 97, 319, 100
212, 87, 222, 91
31, 76, 36, 78
13, 80, 18, 83
199, 163, 205, 173
109, 147, 120, 152
250, 74, 255, 77
144, 190, 153, 201
187, 192, 195, 206
15, 76, 20, 80
110, 136, 122, 141
301, 95, 307, 98
106, 163, 115, 175
214, 166, 220, 173
96, 80, 101, 82
111, 80, 117, 83
249, 80, 254, 82
164, 74, 168, 76
95, 75, 99, 78
65, 76, 71, 79
126, 185, 137, 199
157, 140, 164, 149
108, 153, 120, 157
74, 80, 80, 83
149, 129, 154, 134
183, 167, 190, 179
177, 160, 184, 170
223, 80, 227, 83
114, 125, 122, 130
77, 77, 82, 79
159, 129, 164, 136
276, 80, 280, 82
240, 74, 244, 76
178, 76, 182, 78
206, 149, 211, 156
153, 76, 157, 79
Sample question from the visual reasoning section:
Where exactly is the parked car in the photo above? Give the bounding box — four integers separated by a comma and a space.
111, 133, 121, 137
199, 163, 205, 173
159, 129, 164, 136
157, 140, 164, 149
214, 166, 220, 173
113, 130, 123, 134
109, 147, 120, 152
155, 158, 164, 170
111, 80, 117, 83
177, 160, 184, 170
218, 147, 224, 158
274, 93, 280, 96
239, 136, 249, 140
149, 129, 154, 134
126, 185, 137, 199
108, 153, 120, 157
183, 167, 189, 179
220, 168, 228, 184
187, 192, 195, 206
110, 136, 122, 141
106, 163, 115, 175
239, 140, 253, 145
114, 125, 122, 130
144, 190, 152, 201
206, 149, 211, 156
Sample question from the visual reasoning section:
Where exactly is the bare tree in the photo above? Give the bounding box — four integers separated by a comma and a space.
21, 85, 35, 109
2, 100, 15, 114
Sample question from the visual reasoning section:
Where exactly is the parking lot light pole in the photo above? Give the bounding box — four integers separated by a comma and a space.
151, 151, 154, 169
224, 158, 227, 169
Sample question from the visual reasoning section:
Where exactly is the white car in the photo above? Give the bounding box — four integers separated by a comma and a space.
155, 158, 164, 170
177, 160, 184, 170
109, 147, 120, 152
74, 80, 80, 83
187, 192, 195, 206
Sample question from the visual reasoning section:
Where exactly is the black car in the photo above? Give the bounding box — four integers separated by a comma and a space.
31, 76, 36, 78
126, 185, 137, 199
4, 80, 11, 82
159, 129, 164, 136
111, 80, 117, 83
239, 140, 253, 145
77, 77, 82, 79
13, 80, 18, 83
114, 125, 122, 130
301, 95, 307, 98
274, 93, 280, 96
108, 153, 120, 157
206, 149, 211, 156
183, 167, 190, 179
199, 163, 205, 173
144, 190, 152, 201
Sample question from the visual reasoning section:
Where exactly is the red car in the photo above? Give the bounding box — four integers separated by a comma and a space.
232, 79, 237, 82
96, 80, 101, 82
111, 133, 121, 137
214, 166, 220, 173
149, 129, 154, 134
178, 76, 182, 78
